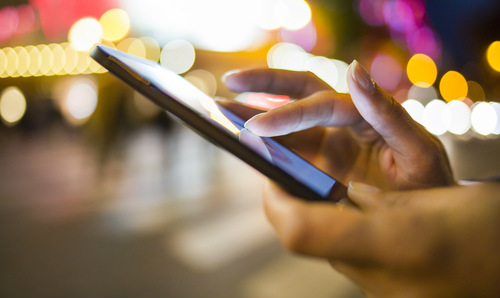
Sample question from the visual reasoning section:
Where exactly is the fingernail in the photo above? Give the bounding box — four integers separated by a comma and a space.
351, 60, 375, 94
348, 181, 381, 194
244, 113, 265, 130
221, 69, 241, 84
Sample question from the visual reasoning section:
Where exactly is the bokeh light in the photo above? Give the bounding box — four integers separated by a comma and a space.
486, 41, 500, 72
407, 85, 438, 104
406, 53, 437, 88
305, 56, 339, 90
185, 69, 218, 98
139, 37, 161, 62
471, 102, 497, 136
445, 100, 471, 135
68, 17, 103, 52
402, 99, 424, 124
50, 43, 66, 75
160, 40, 196, 74
331, 59, 349, 93
370, 53, 402, 91
423, 99, 448, 135
467, 80, 485, 102
383, 0, 417, 33
407, 26, 440, 60
0, 87, 26, 126
490, 102, 500, 135
37, 44, 52, 75
0, 50, 6, 77
267, 42, 309, 71
358, 0, 386, 27
15, 46, 29, 77
280, 0, 312, 30
55, 78, 98, 126
439, 70, 468, 102
280, 21, 317, 52
99, 9, 130, 42
1, 41, 110, 77
253, 0, 311, 30
127, 38, 147, 59
0, 7, 18, 42
4, 47, 18, 77
26, 46, 41, 76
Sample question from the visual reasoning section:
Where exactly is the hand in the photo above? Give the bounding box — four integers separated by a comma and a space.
263, 180, 500, 298
223, 61, 455, 190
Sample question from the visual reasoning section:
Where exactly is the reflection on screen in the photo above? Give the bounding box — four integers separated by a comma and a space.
104, 46, 337, 199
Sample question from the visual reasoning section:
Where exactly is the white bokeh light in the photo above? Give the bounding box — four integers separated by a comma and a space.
160, 40, 195, 74
490, 102, 500, 135
445, 100, 471, 135
68, 18, 103, 52
305, 56, 339, 90
423, 99, 449, 135
471, 102, 497, 136
331, 59, 349, 93
267, 42, 309, 71
65, 79, 98, 120
402, 99, 424, 125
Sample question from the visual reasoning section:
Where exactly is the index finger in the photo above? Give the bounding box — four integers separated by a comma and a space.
223, 68, 333, 99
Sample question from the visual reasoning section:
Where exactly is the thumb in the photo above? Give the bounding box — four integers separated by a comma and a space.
346, 60, 433, 155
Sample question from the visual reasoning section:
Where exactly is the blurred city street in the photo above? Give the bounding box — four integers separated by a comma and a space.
0, 122, 364, 298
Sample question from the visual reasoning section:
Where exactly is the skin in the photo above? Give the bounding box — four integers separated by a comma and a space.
222, 61, 500, 297
222, 61, 455, 190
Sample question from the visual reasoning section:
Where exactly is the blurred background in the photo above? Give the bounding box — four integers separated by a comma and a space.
0, 0, 499, 297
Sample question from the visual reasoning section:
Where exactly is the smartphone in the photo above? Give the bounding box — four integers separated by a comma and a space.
90, 45, 346, 202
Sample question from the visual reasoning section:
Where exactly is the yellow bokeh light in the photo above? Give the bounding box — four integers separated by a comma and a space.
4, 48, 18, 77
100, 8, 130, 42
439, 70, 468, 102
63, 43, 78, 74
37, 45, 53, 75
407, 53, 437, 88
0, 50, 6, 77
49, 43, 66, 75
486, 41, 500, 72
0, 87, 27, 125
15, 47, 30, 77
26, 46, 41, 76
127, 38, 146, 58
139, 37, 161, 62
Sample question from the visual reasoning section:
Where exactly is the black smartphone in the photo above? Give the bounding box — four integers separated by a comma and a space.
90, 45, 346, 201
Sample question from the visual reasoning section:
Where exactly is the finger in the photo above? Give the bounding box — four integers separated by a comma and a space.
347, 61, 455, 187
346, 60, 437, 157
216, 100, 266, 121
223, 68, 332, 99
245, 91, 361, 136
347, 181, 382, 210
263, 180, 377, 262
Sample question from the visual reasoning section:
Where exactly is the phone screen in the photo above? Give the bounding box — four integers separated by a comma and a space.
91, 46, 341, 201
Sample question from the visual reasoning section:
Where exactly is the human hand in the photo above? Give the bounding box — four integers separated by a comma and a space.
263, 180, 500, 298
223, 61, 455, 190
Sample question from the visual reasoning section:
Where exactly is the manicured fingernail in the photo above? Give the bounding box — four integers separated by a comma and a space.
221, 69, 241, 84
348, 181, 381, 193
244, 113, 265, 130
351, 60, 376, 94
